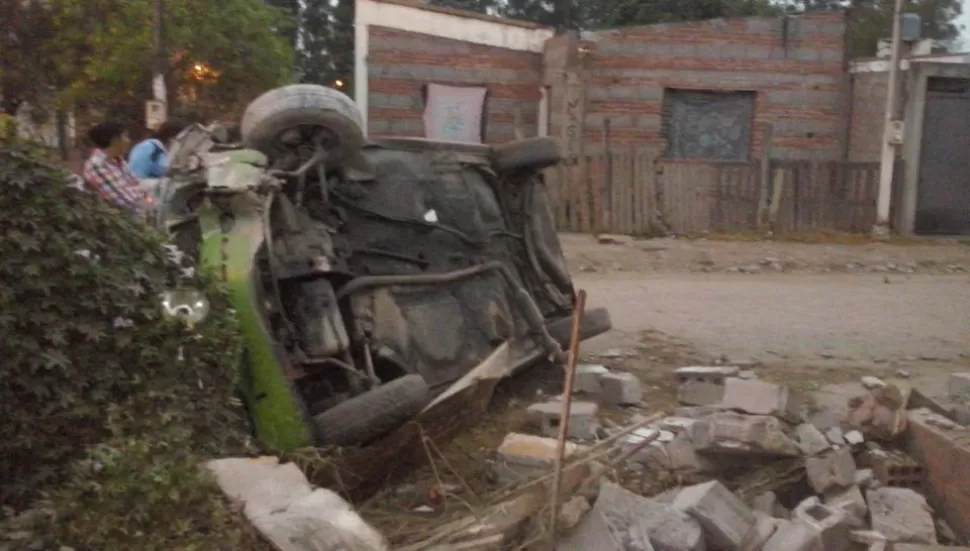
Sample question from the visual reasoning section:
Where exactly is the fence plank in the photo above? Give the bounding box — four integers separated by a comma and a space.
549, 153, 886, 236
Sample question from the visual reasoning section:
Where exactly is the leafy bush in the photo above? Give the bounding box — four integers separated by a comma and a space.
0, 138, 268, 549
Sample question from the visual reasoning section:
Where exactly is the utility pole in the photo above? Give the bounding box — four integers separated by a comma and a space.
873, 0, 905, 237
148, 0, 168, 129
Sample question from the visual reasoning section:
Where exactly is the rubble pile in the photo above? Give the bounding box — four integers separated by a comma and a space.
488, 365, 970, 550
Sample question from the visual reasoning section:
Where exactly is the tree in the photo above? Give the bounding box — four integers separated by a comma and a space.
785, 0, 964, 57
45, 0, 295, 126
0, 0, 58, 116
427, 0, 497, 15
296, 0, 355, 96
590, 0, 782, 29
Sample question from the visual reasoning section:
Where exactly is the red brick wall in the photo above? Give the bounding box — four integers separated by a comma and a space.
582, 12, 848, 160
366, 26, 543, 143
847, 71, 889, 162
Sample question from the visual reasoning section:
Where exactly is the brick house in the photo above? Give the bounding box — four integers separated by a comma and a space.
355, 0, 849, 162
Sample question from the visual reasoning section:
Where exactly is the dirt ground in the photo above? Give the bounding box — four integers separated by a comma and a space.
361, 234, 970, 542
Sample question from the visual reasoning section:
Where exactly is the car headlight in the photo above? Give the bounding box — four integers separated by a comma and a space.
160, 288, 210, 327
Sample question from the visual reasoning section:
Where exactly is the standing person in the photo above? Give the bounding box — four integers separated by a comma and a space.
82, 121, 147, 217
127, 121, 185, 179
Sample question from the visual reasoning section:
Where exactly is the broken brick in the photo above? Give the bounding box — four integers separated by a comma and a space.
904, 408, 970, 542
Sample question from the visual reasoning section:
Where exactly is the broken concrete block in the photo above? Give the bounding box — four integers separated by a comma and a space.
849, 530, 887, 544
673, 480, 756, 550
806, 447, 857, 494
676, 406, 721, 418
893, 546, 970, 551
601, 372, 643, 406
761, 520, 817, 551
793, 501, 852, 551
810, 408, 843, 432
868, 542, 887, 551
676, 365, 740, 382
862, 376, 888, 390
847, 384, 910, 441
560, 482, 699, 551
665, 433, 716, 473
844, 430, 865, 445
558, 496, 590, 531
679, 380, 725, 406
741, 511, 783, 551
658, 416, 698, 435
676, 366, 738, 406
497, 433, 586, 467
949, 372, 970, 399
751, 491, 777, 516
527, 401, 599, 439
867, 487, 938, 544
823, 485, 868, 527
826, 426, 846, 445
206, 457, 389, 551
494, 433, 589, 484
692, 412, 801, 457
796, 423, 831, 456
905, 408, 970, 542
574, 364, 610, 394
618, 428, 662, 464
720, 378, 803, 422
855, 468, 877, 489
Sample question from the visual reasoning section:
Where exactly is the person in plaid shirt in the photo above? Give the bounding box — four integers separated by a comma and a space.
82, 121, 147, 217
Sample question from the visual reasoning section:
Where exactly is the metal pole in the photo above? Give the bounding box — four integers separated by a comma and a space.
548, 289, 587, 549
874, 0, 905, 236
152, 0, 168, 108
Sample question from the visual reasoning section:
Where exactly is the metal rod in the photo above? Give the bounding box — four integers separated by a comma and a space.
547, 289, 587, 548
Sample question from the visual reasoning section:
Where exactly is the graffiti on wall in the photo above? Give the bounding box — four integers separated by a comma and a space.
561, 72, 585, 163
423, 83, 489, 143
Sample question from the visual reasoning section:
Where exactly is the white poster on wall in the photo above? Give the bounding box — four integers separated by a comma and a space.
423, 83, 488, 143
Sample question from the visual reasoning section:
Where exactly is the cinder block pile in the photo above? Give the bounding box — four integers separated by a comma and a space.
552, 369, 969, 550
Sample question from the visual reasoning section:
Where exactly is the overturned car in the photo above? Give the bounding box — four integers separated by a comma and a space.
157, 85, 611, 452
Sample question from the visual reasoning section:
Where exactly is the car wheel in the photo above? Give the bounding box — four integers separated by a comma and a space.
545, 307, 613, 349
490, 137, 564, 173
313, 375, 431, 447
241, 84, 365, 167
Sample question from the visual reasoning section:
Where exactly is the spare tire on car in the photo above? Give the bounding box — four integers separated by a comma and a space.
241, 84, 365, 166
490, 136, 564, 173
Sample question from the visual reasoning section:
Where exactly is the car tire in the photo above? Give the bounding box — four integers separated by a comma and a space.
545, 307, 613, 349
241, 84, 365, 166
313, 375, 431, 447
490, 137, 564, 173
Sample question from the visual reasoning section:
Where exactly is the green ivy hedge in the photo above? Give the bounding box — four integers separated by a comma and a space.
0, 138, 270, 549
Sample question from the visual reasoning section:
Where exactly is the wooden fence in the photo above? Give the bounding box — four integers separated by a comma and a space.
543, 150, 888, 235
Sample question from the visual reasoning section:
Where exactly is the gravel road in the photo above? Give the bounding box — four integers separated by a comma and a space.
563, 234, 970, 369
